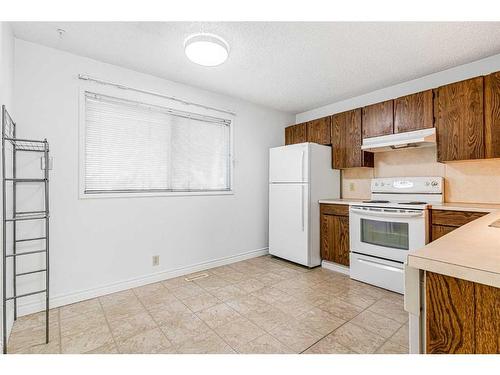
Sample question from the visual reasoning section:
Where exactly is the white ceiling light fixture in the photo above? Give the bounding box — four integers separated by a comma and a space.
184, 33, 229, 67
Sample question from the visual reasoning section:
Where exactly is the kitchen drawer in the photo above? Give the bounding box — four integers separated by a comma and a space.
320, 203, 349, 216
350, 252, 404, 294
430, 209, 488, 227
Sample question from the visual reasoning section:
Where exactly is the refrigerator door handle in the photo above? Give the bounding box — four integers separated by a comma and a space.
301, 150, 305, 182
301, 184, 305, 231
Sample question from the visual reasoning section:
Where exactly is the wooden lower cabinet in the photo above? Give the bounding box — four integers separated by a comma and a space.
320, 204, 350, 266
426, 272, 500, 354
429, 209, 488, 241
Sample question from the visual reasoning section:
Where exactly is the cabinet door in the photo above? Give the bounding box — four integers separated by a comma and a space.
285, 123, 307, 145
362, 100, 394, 139
320, 206, 350, 266
474, 283, 500, 354
435, 77, 484, 162
394, 90, 433, 133
332, 215, 350, 266
320, 213, 336, 262
485, 71, 500, 158
426, 272, 475, 354
332, 109, 374, 169
307, 116, 331, 145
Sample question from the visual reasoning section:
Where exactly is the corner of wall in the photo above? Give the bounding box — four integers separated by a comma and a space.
0, 20, 16, 352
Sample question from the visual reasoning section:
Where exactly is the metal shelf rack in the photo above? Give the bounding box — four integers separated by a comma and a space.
2, 105, 50, 354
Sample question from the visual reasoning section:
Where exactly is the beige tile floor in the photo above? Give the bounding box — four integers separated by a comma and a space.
7, 255, 409, 354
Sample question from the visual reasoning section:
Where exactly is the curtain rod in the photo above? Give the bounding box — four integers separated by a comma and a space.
78, 74, 236, 117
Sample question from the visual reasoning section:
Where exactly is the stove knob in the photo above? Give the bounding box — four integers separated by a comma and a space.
425, 181, 430, 186
431, 180, 438, 187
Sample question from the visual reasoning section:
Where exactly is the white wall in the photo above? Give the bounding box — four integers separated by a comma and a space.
0, 21, 15, 351
296, 52, 500, 123
13, 39, 294, 315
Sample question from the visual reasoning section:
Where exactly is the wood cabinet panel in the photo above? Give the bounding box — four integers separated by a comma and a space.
426, 272, 475, 354
307, 116, 331, 145
474, 283, 500, 354
333, 215, 350, 266
394, 90, 434, 133
332, 109, 374, 169
320, 204, 350, 266
434, 77, 484, 162
485, 71, 500, 158
320, 213, 335, 262
430, 210, 487, 227
320, 203, 349, 216
362, 100, 394, 139
426, 272, 500, 354
285, 123, 307, 145
430, 224, 456, 241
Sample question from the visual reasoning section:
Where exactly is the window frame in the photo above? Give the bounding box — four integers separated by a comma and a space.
78, 85, 235, 199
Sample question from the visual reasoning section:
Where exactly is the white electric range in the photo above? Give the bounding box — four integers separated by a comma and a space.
349, 176, 443, 294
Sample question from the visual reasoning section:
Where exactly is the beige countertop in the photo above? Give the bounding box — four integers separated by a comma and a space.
318, 198, 365, 205
407, 210, 500, 288
319, 199, 500, 213
428, 202, 500, 213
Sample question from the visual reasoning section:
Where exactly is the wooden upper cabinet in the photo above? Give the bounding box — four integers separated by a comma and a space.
285, 123, 307, 145
485, 71, 500, 158
362, 100, 394, 139
394, 90, 434, 133
332, 109, 374, 169
434, 77, 484, 162
307, 116, 331, 145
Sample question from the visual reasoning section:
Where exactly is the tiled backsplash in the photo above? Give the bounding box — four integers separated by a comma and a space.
341, 147, 500, 204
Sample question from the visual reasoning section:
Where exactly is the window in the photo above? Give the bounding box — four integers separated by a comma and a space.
83, 92, 232, 195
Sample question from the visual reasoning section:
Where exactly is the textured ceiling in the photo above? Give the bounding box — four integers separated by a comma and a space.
11, 22, 500, 113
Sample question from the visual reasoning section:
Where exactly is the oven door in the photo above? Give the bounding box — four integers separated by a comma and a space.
349, 206, 427, 263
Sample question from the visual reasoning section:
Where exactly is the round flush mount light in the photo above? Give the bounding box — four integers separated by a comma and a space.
184, 33, 229, 67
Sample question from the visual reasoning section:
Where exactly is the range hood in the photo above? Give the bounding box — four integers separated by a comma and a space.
361, 128, 436, 153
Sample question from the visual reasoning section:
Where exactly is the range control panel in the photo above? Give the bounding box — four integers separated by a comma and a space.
371, 177, 443, 194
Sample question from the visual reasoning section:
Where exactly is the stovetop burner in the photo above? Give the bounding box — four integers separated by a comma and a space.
398, 201, 427, 205
362, 200, 390, 203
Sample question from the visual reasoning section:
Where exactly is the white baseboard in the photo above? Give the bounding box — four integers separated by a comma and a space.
16, 247, 269, 317
321, 260, 350, 276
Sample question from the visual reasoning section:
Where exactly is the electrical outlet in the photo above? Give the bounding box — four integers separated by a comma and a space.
349, 182, 355, 192
152, 255, 160, 266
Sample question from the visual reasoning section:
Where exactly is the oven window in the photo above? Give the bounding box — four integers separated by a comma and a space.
361, 219, 409, 250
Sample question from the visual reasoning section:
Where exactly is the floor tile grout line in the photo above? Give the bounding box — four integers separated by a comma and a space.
374, 319, 409, 352
300, 293, 385, 354
299, 318, 353, 354
96, 297, 121, 354
131, 286, 181, 353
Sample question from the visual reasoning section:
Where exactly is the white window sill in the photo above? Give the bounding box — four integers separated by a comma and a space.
79, 190, 235, 199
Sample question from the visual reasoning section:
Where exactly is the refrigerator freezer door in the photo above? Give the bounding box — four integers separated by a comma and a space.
269, 143, 309, 183
269, 183, 309, 265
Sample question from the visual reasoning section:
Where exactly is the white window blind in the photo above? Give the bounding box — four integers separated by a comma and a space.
84, 92, 231, 194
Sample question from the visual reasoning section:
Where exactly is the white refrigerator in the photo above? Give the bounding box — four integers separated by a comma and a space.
269, 142, 340, 267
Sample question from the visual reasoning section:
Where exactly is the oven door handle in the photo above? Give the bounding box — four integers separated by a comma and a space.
350, 207, 423, 218
357, 258, 404, 273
